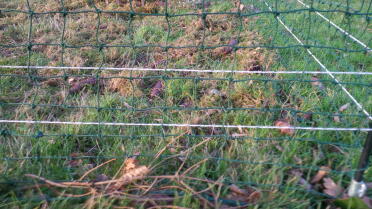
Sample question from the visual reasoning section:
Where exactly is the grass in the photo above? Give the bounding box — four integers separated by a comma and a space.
0, 0, 371, 208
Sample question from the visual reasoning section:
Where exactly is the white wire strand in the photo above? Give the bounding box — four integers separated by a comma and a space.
0, 119, 371, 131
296, 0, 372, 52
1, 65, 372, 75
263, 1, 372, 121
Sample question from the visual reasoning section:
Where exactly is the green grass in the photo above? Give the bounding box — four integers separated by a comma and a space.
0, 0, 371, 208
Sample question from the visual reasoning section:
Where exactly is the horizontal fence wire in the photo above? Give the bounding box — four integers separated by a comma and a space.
1, 119, 372, 131
1, 65, 372, 75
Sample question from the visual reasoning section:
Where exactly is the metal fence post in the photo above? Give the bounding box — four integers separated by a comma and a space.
348, 122, 372, 197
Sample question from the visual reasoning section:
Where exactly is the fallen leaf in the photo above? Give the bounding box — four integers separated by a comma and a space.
247, 64, 262, 71
290, 169, 312, 190
42, 79, 60, 87
66, 153, 83, 167
228, 184, 261, 204
69, 78, 98, 94
334, 115, 341, 123
323, 177, 343, 197
180, 98, 193, 108
339, 103, 350, 112
311, 76, 325, 91
274, 120, 295, 136
123, 158, 138, 173
311, 166, 330, 184
224, 39, 239, 54
209, 89, 223, 96
303, 112, 313, 121
239, 4, 245, 11
247, 4, 261, 13
150, 80, 164, 98
333, 103, 350, 123
112, 166, 150, 190
68, 77, 77, 84
92, 174, 109, 183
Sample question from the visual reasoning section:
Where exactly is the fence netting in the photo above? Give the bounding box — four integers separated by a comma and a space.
0, 0, 371, 208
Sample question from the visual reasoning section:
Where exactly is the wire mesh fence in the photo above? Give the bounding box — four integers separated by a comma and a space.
0, 0, 371, 208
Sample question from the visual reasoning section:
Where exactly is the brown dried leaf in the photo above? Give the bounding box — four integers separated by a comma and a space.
123, 158, 138, 173
112, 166, 150, 190
311, 166, 330, 184
223, 39, 238, 54
323, 177, 343, 197
150, 80, 164, 97
298, 177, 312, 190
303, 113, 313, 121
42, 79, 60, 87
333, 115, 341, 123
69, 78, 98, 94
229, 184, 247, 195
239, 4, 245, 11
68, 77, 77, 84
339, 103, 350, 112
66, 153, 83, 167
311, 76, 325, 91
92, 174, 109, 183
228, 184, 261, 204
180, 98, 193, 108
247, 64, 262, 71
214, 39, 239, 57
274, 120, 295, 136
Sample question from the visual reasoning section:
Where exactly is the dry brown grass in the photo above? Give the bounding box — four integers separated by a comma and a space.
104, 71, 144, 97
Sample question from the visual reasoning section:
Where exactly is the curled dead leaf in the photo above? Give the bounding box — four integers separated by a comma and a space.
311, 166, 330, 184
333, 103, 350, 123
42, 79, 60, 87
69, 78, 98, 94
239, 4, 245, 11
290, 169, 312, 190
66, 153, 83, 167
339, 103, 350, 112
311, 76, 325, 91
122, 158, 138, 174
214, 39, 239, 57
247, 64, 262, 71
68, 77, 77, 84
323, 177, 343, 197
112, 166, 150, 190
92, 174, 109, 183
303, 112, 313, 121
228, 184, 261, 204
150, 80, 164, 98
274, 120, 295, 136
333, 115, 341, 123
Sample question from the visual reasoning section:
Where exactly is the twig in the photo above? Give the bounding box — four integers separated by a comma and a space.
79, 158, 116, 181
54, 190, 93, 198
150, 131, 190, 171
179, 180, 214, 208
175, 153, 190, 176
25, 174, 80, 188
181, 158, 208, 176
